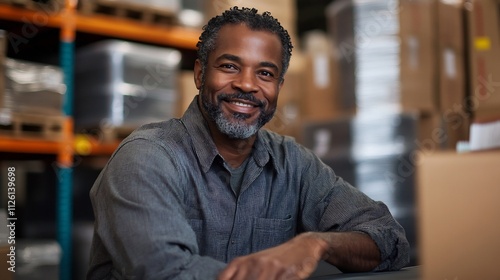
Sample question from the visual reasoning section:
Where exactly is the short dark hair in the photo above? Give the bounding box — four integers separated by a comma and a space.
196, 6, 293, 82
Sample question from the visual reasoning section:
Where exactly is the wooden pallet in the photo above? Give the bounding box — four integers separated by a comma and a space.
0, 0, 64, 13
0, 112, 66, 141
79, 0, 178, 25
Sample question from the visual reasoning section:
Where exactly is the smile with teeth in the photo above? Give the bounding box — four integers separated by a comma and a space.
231, 101, 254, 108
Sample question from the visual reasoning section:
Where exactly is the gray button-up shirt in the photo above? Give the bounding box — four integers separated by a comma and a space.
88, 97, 409, 280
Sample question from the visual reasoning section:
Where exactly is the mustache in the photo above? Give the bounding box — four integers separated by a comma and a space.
217, 91, 266, 107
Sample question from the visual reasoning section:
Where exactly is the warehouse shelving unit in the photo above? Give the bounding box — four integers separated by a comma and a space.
0, 4, 200, 48
0, 2, 200, 279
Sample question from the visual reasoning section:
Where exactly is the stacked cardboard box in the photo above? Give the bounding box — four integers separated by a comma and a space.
400, 0, 473, 149
401, 0, 500, 149
300, 31, 345, 122
437, 0, 471, 149
438, 1, 467, 113
325, 0, 356, 112
399, 0, 439, 112
466, 0, 500, 121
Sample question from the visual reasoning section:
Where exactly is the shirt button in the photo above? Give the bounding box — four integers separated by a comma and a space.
231, 240, 235, 244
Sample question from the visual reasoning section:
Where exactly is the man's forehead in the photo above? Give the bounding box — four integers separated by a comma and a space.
213, 24, 282, 53
216, 23, 281, 44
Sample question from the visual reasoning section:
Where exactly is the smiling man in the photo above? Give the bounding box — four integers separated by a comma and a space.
195, 21, 282, 168
87, 7, 410, 280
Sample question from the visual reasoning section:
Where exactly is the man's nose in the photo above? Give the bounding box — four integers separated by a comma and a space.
233, 68, 258, 93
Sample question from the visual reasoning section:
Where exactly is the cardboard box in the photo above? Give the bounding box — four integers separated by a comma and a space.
437, 0, 471, 149
300, 53, 341, 121
299, 31, 346, 121
438, 0, 468, 113
325, 0, 357, 111
416, 109, 471, 152
416, 112, 445, 150
441, 111, 471, 149
417, 150, 500, 279
399, 0, 440, 112
466, 0, 500, 120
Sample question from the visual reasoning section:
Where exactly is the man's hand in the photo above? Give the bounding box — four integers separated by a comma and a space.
217, 232, 328, 280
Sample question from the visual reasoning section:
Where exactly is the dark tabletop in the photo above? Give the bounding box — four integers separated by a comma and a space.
309, 266, 419, 280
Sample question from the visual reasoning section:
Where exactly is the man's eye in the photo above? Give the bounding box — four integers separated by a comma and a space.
220, 64, 236, 69
260, 71, 274, 77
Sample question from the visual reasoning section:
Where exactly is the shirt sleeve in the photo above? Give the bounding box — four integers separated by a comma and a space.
296, 145, 410, 271
89, 137, 226, 279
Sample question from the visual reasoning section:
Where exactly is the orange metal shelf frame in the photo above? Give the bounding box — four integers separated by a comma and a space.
0, 4, 200, 49
0, 135, 120, 156
0, 137, 61, 154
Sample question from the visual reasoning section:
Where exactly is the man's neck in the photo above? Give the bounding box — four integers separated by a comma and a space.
208, 121, 256, 169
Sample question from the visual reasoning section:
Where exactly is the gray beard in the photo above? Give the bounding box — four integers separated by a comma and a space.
200, 92, 275, 139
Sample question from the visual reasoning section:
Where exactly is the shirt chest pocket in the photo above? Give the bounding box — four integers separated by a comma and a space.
251, 215, 295, 252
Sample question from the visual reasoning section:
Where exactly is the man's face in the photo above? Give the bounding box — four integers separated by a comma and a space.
195, 24, 284, 139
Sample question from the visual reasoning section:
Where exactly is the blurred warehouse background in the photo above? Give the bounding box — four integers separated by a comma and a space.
0, 0, 499, 279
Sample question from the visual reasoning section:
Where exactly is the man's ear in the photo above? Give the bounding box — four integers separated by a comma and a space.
194, 59, 203, 90
278, 78, 285, 92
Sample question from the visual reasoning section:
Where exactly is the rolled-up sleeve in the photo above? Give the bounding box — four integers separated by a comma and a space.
88, 137, 226, 279
297, 146, 410, 271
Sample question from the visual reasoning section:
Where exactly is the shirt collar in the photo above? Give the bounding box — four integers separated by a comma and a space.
180, 96, 278, 173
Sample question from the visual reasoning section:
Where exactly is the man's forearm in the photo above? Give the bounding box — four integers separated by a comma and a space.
306, 231, 381, 272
